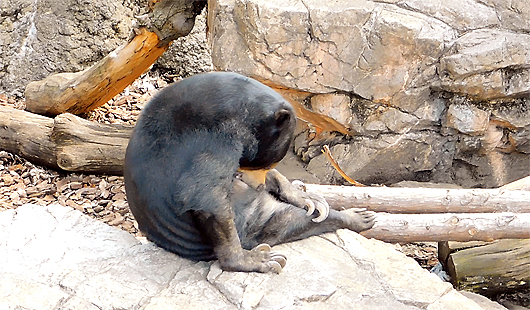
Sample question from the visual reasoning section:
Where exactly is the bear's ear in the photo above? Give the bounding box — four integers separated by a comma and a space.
275, 109, 292, 128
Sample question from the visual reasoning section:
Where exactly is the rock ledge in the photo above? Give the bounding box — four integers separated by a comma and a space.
0, 204, 504, 309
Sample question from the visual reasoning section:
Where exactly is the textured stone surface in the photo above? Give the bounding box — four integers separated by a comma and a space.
307, 132, 451, 185
0, 203, 500, 310
209, 0, 455, 102
154, 9, 213, 77
209, 0, 530, 188
310, 94, 353, 129
443, 104, 490, 135
438, 30, 530, 99
0, 1, 211, 96
0, 0, 134, 97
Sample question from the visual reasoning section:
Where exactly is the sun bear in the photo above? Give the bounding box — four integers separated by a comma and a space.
124, 72, 374, 273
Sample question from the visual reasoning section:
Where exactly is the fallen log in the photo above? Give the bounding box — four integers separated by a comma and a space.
361, 213, 530, 243
438, 240, 530, 293
437, 177, 530, 294
53, 113, 133, 174
0, 105, 131, 173
305, 184, 530, 213
24, 0, 206, 116
0, 105, 57, 169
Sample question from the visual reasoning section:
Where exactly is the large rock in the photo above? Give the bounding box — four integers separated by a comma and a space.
209, 0, 455, 102
0, 203, 504, 310
438, 29, 530, 99
209, 0, 530, 188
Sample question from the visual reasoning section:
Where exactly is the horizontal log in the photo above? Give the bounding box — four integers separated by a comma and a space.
0, 105, 58, 169
361, 213, 530, 243
0, 105, 132, 174
305, 184, 530, 213
53, 113, 133, 174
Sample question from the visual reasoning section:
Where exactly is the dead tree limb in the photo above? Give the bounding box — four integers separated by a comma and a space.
322, 144, 365, 187
444, 239, 530, 293
24, 0, 206, 116
304, 184, 530, 213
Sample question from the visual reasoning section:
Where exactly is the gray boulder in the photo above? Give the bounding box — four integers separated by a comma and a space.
0, 203, 503, 310
209, 0, 530, 188
209, 0, 455, 101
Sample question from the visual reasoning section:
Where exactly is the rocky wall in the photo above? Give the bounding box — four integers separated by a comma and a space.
0, 0, 211, 97
209, 0, 530, 188
0, 0, 135, 97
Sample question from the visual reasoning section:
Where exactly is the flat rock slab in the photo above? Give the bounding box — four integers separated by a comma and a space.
0, 204, 499, 309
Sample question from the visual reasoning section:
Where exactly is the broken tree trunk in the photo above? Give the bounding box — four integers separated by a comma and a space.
0, 105, 57, 169
24, 0, 206, 116
438, 178, 530, 294
438, 239, 530, 293
0, 105, 132, 173
53, 113, 133, 174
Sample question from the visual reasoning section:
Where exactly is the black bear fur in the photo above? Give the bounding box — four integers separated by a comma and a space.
124, 72, 374, 273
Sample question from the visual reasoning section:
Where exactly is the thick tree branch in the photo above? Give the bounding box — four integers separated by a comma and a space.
24, 0, 206, 116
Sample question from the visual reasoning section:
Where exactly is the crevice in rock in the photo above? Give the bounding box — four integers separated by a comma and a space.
205, 266, 243, 308
135, 259, 194, 309
356, 6, 381, 75
428, 285, 460, 307
370, 0, 453, 30
298, 0, 315, 42
319, 234, 372, 270
370, 0, 501, 36
296, 289, 337, 304
320, 233, 410, 304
